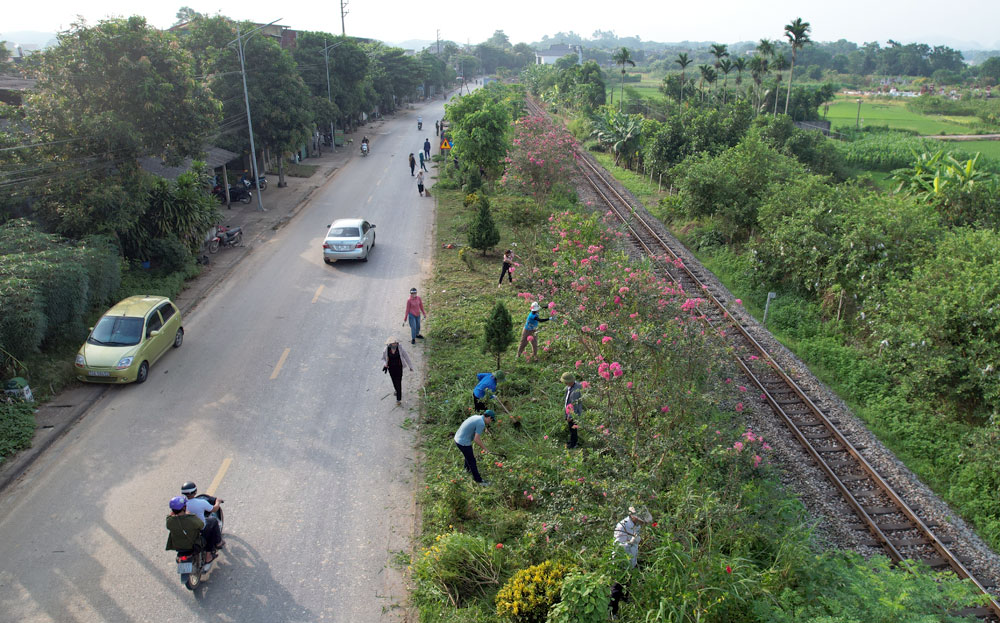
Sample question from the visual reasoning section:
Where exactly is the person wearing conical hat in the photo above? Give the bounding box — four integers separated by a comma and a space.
380, 336, 413, 406
614, 506, 652, 568
516, 301, 549, 361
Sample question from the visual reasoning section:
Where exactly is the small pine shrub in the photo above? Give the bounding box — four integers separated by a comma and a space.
468, 195, 501, 255
495, 560, 572, 623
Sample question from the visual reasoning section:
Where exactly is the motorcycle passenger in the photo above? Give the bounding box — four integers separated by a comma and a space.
180, 482, 224, 551
165, 496, 217, 563
361, 136, 370, 155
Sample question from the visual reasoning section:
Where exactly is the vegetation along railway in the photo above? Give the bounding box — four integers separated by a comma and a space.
524, 97, 1000, 620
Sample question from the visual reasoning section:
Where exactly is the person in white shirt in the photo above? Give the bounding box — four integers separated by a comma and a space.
180, 481, 224, 551
614, 506, 652, 568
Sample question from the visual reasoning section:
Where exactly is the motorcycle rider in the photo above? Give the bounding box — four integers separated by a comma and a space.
180, 482, 224, 551
165, 496, 217, 563
417, 115, 423, 130
361, 136, 370, 155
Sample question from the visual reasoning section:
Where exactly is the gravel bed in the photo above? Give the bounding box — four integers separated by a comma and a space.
569, 155, 1000, 598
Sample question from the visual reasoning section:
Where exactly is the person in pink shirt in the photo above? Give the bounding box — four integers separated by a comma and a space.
403, 287, 427, 344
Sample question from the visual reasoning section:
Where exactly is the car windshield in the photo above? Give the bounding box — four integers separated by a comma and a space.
328, 227, 360, 238
88, 316, 144, 347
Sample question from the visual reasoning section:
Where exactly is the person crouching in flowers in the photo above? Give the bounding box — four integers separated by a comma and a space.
614, 506, 652, 568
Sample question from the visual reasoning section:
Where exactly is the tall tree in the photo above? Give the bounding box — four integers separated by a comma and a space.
772, 54, 789, 115
784, 17, 812, 114
697, 64, 716, 103
612, 47, 636, 111
717, 58, 733, 104
749, 55, 769, 114
710, 43, 729, 66
732, 56, 747, 99
675, 53, 693, 107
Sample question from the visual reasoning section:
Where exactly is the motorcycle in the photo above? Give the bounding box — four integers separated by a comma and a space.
212, 184, 252, 206
208, 225, 243, 253
360, 142, 369, 157
240, 174, 268, 191
417, 120, 423, 130
175, 496, 225, 590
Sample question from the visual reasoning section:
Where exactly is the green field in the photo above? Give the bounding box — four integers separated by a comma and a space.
949, 139, 1000, 160
824, 95, 974, 135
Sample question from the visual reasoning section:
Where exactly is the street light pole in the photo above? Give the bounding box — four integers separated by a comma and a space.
320, 39, 344, 151
229, 19, 281, 212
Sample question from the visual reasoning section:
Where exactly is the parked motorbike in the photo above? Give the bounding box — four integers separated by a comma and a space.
240, 174, 268, 191
212, 184, 252, 206
174, 496, 225, 590
208, 225, 243, 253
360, 142, 369, 157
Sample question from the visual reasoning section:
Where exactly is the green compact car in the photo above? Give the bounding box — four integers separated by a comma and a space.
75, 296, 184, 384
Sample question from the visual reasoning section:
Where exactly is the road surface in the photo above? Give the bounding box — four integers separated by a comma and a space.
0, 100, 447, 623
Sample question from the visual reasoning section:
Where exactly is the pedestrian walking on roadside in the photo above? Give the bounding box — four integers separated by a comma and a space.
472, 370, 505, 412
381, 336, 413, 406
418, 151, 428, 172
435, 119, 440, 136
423, 138, 431, 160
454, 410, 495, 485
497, 249, 514, 287
560, 372, 583, 449
402, 287, 427, 344
408, 153, 416, 176
614, 507, 652, 568
416, 171, 425, 196
516, 302, 549, 360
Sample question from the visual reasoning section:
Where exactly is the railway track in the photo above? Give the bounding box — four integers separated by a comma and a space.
527, 99, 1000, 619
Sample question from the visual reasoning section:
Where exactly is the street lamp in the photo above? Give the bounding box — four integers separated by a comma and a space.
320, 39, 344, 150
228, 19, 281, 212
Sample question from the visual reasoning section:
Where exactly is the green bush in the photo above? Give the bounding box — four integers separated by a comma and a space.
413, 531, 505, 607
545, 572, 610, 623
146, 234, 193, 274
0, 398, 35, 464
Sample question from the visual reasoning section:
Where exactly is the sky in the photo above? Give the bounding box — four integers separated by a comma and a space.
4, 0, 1000, 50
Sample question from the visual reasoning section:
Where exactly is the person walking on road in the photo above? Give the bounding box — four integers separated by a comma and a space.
454, 410, 495, 485
472, 370, 505, 411
435, 119, 440, 136
516, 302, 549, 360
403, 287, 427, 344
614, 507, 652, 568
418, 150, 428, 172
498, 249, 514, 287
560, 372, 583, 449
381, 336, 413, 406
408, 153, 416, 176
423, 138, 431, 160
416, 171, 425, 196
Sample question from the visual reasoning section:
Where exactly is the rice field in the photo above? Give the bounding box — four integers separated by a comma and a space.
823, 95, 974, 135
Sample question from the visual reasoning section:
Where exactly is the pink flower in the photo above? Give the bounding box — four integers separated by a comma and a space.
496, 543, 504, 549
735, 402, 744, 412
598, 323, 608, 332
631, 333, 638, 340
575, 360, 583, 368
565, 404, 574, 415
602, 336, 613, 344
610, 362, 623, 377
738, 386, 746, 392
527, 335, 534, 342
661, 405, 670, 413
618, 287, 629, 294
579, 381, 590, 388
581, 325, 591, 332
726, 565, 732, 574
749, 355, 759, 361
626, 381, 633, 388
753, 455, 762, 468
735, 299, 742, 305
733, 441, 744, 452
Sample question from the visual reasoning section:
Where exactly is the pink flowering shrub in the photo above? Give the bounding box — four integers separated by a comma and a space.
501, 114, 578, 203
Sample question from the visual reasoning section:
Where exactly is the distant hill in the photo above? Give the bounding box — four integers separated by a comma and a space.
1, 31, 58, 51
391, 39, 435, 52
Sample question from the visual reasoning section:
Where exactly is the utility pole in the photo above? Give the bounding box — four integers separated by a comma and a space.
340, 0, 349, 36
229, 19, 281, 212
436, 29, 440, 55
320, 39, 344, 151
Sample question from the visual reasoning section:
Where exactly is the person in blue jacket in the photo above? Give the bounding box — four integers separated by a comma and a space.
472, 370, 505, 411
516, 301, 549, 360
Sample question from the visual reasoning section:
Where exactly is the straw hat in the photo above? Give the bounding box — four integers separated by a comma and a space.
385, 336, 400, 345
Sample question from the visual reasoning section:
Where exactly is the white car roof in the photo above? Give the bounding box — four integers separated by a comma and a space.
330, 218, 365, 227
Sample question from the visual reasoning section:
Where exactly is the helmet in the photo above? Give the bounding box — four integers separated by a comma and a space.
169, 496, 187, 511
180, 482, 198, 495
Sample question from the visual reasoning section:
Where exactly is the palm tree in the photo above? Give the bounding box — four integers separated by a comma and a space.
697, 64, 715, 103
709, 43, 729, 65
612, 47, 636, 112
756, 38, 775, 60
717, 58, 733, 104
675, 53, 692, 107
749, 55, 768, 114
732, 56, 747, 99
783, 17, 812, 114
772, 54, 789, 115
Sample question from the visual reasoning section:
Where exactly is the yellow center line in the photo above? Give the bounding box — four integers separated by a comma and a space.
205, 457, 232, 497
270, 347, 290, 380
311, 285, 324, 303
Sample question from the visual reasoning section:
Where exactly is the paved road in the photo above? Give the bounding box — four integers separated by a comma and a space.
0, 101, 446, 623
